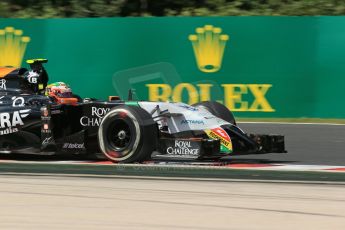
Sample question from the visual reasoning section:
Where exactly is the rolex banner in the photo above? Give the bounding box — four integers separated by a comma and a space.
0, 17, 344, 119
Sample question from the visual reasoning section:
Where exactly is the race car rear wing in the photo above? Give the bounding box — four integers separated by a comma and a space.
25, 58, 49, 93
26, 58, 48, 69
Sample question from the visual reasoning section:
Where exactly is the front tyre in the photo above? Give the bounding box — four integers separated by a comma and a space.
98, 105, 157, 163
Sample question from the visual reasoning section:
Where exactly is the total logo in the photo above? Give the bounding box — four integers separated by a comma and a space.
63, 143, 85, 149
0, 109, 30, 135
166, 140, 199, 156
80, 107, 110, 126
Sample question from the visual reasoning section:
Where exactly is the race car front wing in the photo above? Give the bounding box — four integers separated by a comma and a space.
156, 134, 286, 159
249, 134, 286, 154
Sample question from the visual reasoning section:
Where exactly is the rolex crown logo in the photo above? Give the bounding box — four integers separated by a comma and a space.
189, 25, 229, 73
0, 27, 31, 67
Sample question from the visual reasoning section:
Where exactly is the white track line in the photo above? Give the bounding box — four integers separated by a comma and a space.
2, 173, 345, 184
1, 160, 345, 172
239, 121, 345, 126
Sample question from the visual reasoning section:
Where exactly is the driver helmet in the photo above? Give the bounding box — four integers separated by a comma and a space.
46, 82, 73, 97
45, 82, 77, 105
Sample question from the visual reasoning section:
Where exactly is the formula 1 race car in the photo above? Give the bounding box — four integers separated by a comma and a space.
0, 59, 286, 163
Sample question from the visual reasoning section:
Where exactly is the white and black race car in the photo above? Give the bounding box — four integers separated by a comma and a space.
0, 59, 286, 163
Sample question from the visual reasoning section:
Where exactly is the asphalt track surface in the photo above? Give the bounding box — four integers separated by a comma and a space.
0, 175, 344, 230
1, 123, 345, 166
230, 122, 345, 166
1, 124, 345, 230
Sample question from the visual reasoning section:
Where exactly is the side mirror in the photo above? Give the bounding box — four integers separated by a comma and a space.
128, 89, 136, 101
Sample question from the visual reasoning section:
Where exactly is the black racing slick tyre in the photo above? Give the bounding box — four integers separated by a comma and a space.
193, 101, 236, 125
98, 105, 157, 163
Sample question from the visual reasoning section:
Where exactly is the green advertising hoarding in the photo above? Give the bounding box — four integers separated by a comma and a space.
0, 17, 344, 118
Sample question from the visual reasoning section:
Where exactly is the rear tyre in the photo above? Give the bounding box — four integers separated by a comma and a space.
193, 101, 236, 125
98, 105, 157, 163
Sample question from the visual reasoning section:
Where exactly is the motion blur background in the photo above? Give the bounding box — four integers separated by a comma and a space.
1, 0, 345, 17
1, 4, 345, 229
1, 0, 344, 120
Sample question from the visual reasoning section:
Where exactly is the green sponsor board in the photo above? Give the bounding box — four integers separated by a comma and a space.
0, 17, 344, 118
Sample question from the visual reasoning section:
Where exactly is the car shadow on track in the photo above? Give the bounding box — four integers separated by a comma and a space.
0, 154, 297, 166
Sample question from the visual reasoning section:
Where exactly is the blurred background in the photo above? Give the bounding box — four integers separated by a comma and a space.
1, 4, 345, 229
1, 0, 345, 17
1, 0, 345, 120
